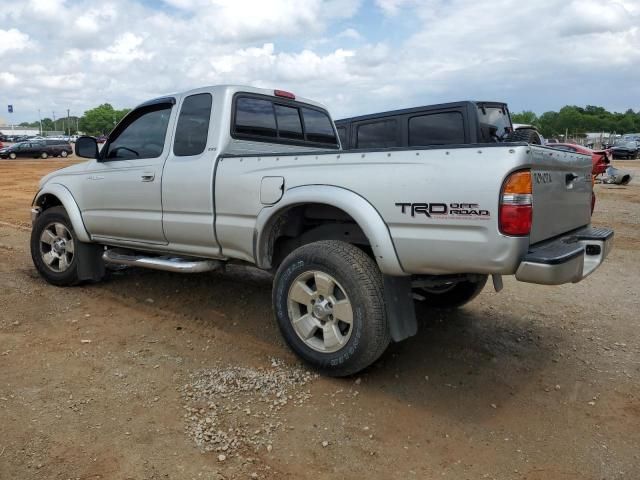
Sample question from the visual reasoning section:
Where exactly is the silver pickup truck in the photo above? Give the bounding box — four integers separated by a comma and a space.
30, 85, 613, 376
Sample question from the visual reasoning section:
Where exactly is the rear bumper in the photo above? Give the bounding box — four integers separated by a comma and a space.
515, 227, 613, 285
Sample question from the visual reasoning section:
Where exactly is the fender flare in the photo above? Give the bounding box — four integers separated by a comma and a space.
254, 185, 406, 276
33, 183, 91, 243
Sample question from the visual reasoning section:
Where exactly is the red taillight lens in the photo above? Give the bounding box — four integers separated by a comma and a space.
499, 204, 532, 236
499, 170, 532, 236
274, 89, 295, 99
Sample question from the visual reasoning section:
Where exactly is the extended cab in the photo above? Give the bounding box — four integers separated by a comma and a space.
30, 86, 613, 376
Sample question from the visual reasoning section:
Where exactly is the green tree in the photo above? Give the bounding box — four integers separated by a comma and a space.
78, 104, 130, 136
511, 110, 538, 125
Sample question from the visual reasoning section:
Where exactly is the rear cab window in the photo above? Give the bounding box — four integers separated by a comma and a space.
232, 93, 338, 149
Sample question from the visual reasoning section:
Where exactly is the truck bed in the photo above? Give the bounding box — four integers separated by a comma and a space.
215, 142, 593, 276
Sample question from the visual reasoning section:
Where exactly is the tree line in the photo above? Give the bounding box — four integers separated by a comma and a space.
18, 102, 640, 140
19, 104, 131, 136
511, 105, 640, 140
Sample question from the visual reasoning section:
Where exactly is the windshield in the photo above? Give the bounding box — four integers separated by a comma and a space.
477, 105, 511, 141
615, 141, 636, 147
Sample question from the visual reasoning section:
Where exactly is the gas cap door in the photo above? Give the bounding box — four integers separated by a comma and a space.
260, 176, 284, 205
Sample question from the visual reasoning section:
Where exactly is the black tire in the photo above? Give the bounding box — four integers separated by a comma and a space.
61, 150, 68, 158
40, 152, 48, 159
9, 152, 16, 159
273, 240, 390, 377
414, 276, 488, 309
505, 128, 542, 145
31, 206, 81, 286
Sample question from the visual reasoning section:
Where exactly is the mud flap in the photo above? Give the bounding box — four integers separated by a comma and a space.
383, 275, 418, 342
76, 242, 105, 282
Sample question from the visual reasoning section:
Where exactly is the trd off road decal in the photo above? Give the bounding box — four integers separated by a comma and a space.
395, 202, 490, 219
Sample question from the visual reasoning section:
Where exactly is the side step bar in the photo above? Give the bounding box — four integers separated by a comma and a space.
103, 249, 222, 273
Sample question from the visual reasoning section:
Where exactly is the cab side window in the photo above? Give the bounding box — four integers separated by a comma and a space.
337, 126, 347, 148
174, 93, 212, 156
409, 112, 465, 146
356, 119, 398, 148
106, 104, 172, 160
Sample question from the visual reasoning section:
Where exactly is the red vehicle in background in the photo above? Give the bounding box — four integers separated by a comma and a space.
546, 143, 613, 213
545, 143, 612, 176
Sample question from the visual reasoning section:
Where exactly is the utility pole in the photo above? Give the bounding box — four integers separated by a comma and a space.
8, 104, 14, 133
52, 112, 56, 134
67, 109, 70, 138
38, 109, 43, 136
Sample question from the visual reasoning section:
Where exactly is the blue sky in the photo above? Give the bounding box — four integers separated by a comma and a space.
1, 0, 639, 124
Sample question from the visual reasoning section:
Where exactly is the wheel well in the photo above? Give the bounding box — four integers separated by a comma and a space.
35, 193, 63, 211
264, 203, 371, 270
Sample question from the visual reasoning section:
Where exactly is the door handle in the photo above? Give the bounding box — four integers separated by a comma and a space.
141, 172, 155, 182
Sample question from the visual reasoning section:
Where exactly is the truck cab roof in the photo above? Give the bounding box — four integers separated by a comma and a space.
136, 85, 330, 113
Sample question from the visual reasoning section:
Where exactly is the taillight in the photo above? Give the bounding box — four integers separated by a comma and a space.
499, 170, 532, 236
274, 89, 295, 99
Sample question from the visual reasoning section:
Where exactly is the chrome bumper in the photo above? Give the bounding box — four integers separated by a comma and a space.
515, 227, 613, 285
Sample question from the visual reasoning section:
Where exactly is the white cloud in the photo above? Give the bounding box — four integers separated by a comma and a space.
90, 33, 153, 64
0, 28, 32, 55
375, 0, 416, 15
338, 28, 363, 40
0, 0, 638, 123
0, 72, 19, 87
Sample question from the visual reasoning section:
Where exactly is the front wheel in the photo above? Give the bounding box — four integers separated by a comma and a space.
9, 152, 17, 159
40, 152, 48, 159
31, 207, 81, 286
273, 240, 390, 377
60, 150, 68, 158
414, 276, 488, 309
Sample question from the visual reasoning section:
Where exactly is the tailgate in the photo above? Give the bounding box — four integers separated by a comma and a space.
528, 146, 592, 244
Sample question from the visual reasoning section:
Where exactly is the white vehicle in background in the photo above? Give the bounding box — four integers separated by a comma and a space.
512, 123, 546, 145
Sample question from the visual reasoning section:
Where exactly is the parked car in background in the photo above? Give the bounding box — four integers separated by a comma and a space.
44, 139, 73, 157
545, 143, 612, 176
545, 143, 613, 213
0, 140, 72, 159
610, 140, 639, 159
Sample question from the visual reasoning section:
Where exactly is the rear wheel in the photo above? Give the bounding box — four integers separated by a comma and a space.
273, 240, 390, 377
414, 276, 487, 309
40, 152, 48, 159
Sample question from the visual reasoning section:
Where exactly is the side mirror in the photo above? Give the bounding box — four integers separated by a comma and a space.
75, 136, 99, 159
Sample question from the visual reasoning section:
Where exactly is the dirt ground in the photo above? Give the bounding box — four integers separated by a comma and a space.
1, 158, 639, 480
